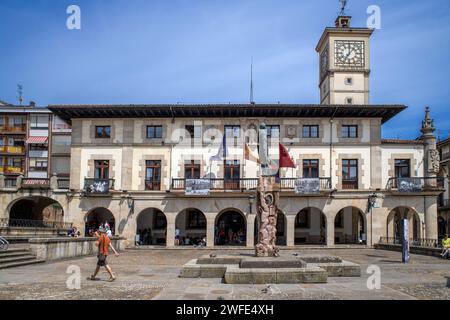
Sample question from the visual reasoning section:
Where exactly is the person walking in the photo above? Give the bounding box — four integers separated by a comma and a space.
88, 227, 119, 282
441, 234, 450, 259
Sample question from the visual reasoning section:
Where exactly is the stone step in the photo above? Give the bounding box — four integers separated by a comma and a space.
0, 259, 46, 270
0, 248, 30, 255
0, 254, 37, 265
0, 251, 34, 259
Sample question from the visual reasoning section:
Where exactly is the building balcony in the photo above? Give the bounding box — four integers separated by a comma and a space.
84, 178, 115, 195
0, 146, 25, 154
386, 177, 445, 192
171, 177, 332, 193
0, 125, 26, 133
2, 166, 24, 174
21, 178, 50, 189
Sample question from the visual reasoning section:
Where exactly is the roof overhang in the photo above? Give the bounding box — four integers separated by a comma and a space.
48, 104, 407, 125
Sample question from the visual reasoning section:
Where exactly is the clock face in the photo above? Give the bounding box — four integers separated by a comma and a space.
334, 40, 365, 67
320, 46, 329, 79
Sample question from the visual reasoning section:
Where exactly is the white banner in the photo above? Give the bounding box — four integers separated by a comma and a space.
185, 179, 211, 196
295, 178, 320, 194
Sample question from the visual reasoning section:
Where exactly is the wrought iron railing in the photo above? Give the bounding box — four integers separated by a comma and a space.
379, 237, 441, 248
171, 177, 332, 192
145, 180, 161, 191
172, 178, 259, 191
342, 179, 358, 190
386, 177, 445, 191
280, 177, 332, 190
0, 218, 73, 229
0, 236, 9, 251
57, 177, 70, 189
4, 178, 17, 188
84, 178, 115, 194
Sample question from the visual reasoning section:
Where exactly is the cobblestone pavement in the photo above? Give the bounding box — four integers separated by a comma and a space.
0, 248, 449, 300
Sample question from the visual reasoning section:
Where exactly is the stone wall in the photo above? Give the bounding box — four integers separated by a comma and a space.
29, 236, 126, 261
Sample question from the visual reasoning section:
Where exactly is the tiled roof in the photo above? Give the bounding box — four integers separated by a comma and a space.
48, 104, 407, 124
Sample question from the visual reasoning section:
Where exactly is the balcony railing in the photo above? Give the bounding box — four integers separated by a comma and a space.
172, 178, 259, 191
1, 166, 24, 174
0, 218, 72, 230
387, 177, 445, 191
280, 177, 332, 191
84, 178, 115, 194
0, 125, 26, 133
57, 177, 70, 189
145, 180, 161, 191
0, 146, 25, 154
171, 177, 332, 192
21, 178, 50, 189
342, 179, 358, 190
379, 237, 441, 248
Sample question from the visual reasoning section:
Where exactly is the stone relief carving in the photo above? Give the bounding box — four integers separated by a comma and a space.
428, 149, 440, 174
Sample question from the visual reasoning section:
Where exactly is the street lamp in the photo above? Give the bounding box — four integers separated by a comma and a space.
248, 194, 255, 214
368, 193, 378, 246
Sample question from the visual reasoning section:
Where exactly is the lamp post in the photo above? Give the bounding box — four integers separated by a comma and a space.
368, 193, 377, 246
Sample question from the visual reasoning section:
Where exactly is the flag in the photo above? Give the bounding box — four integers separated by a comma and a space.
244, 143, 260, 163
210, 134, 229, 161
279, 143, 295, 168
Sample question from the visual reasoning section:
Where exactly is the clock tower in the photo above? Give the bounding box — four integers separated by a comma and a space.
316, 16, 374, 105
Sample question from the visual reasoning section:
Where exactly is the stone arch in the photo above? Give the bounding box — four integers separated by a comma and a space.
7, 196, 64, 227
387, 206, 421, 242
334, 206, 367, 244
85, 207, 115, 236
136, 208, 167, 246
294, 207, 327, 245
175, 208, 207, 246
215, 208, 247, 246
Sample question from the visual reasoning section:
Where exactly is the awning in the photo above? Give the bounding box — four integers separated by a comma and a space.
26, 136, 48, 144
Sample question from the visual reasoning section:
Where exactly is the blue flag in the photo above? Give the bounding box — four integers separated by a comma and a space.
210, 134, 229, 161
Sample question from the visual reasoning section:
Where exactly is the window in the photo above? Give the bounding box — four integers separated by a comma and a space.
185, 125, 202, 139
11, 116, 25, 127
345, 97, 354, 105
345, 77, 353, 85
395, 159, 410, 178
266, 125, 280, 139
303, 159, 319, 178
295, 209, 310, 228
145, 160, 161, 190
184, 160, 200, 179
303, 125, 319, 138
29, 158, 47, 171
52, 116, 71, 130
51, 157, 70, 175
187, 209, 206, 229
153, 212, 167, 229
146, 126, 163, 139
30, 115, 49, 129
224, 160, 240, 190
29, 144, 48, 151
95, 126, 111, 139
11, 157, 24, 168
94, 160, 109, 179
342, 159, 358, 189
51, 135, 71, 154
341, 125, 358, 138
225, 125, 240, 139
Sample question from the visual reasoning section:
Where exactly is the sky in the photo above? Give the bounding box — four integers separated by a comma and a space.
0, 0, 449, 140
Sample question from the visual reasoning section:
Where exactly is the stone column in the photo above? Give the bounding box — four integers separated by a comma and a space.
326, 214, 335, 246
246, 214, 255, 248
286, 215, 296, 247
206, 215, 215, 247
0, 173, 5, 189
420, 107, 439, 188
166, 214, 176, 247
425, 196, 438, 240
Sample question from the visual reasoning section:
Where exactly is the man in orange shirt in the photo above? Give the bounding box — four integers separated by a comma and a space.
89, 227, 119, 282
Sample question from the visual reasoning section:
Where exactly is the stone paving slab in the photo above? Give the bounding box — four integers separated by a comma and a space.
0, 248, 448, 300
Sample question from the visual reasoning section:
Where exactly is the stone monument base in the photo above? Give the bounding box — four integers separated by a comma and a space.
180, 253, 361, 284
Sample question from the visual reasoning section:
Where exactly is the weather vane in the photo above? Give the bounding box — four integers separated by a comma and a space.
339, 0, 348, 16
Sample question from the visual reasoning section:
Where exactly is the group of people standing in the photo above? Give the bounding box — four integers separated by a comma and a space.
215, 226, 245, 245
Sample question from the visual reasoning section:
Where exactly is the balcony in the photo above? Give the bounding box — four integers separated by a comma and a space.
21, 178, 50, 189
171, 177, 332, 193
387, 177, 444, 192
84, 178, 115, 194
0, 125, 26, 133
145, 180, 161, 191
57, 177, 70, 189
2, 166, 24, 174
0, 146, 25, 154
442, 152, 450, 161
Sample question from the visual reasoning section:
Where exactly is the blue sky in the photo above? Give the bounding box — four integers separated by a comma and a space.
0, 0, 449, 139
